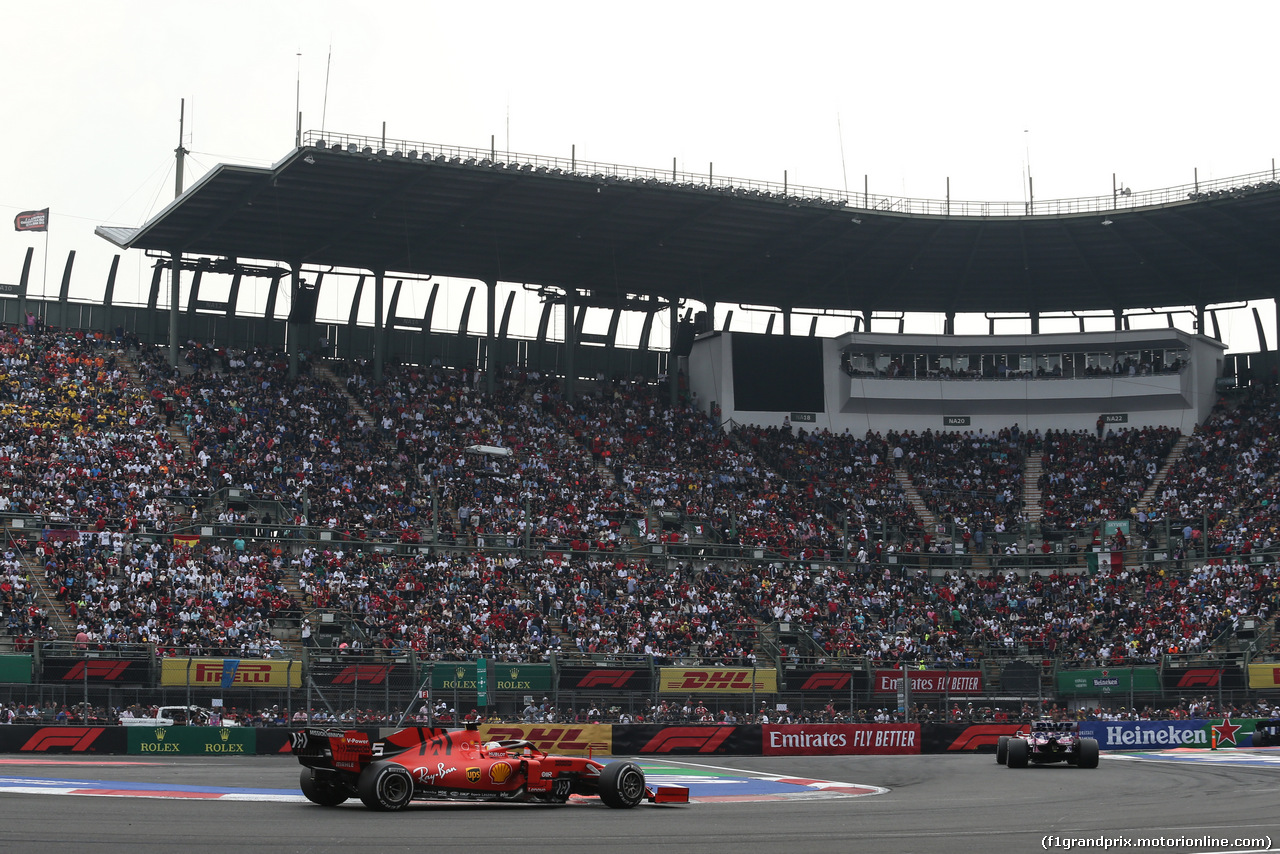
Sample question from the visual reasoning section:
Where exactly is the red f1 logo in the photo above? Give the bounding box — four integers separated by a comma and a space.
21, 727, 105, 752
575, 670, 635, 689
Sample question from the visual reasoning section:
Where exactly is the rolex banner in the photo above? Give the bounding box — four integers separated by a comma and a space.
14, 209, 48, 232
127, 726, 256, 755
430, 662, 552, 692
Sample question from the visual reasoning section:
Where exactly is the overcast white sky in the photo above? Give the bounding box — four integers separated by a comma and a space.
4, 1, 1279, 351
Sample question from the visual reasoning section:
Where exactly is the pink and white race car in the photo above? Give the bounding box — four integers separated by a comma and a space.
996, 720, 1099, 769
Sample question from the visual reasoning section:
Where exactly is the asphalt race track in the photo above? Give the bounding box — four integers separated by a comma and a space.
2, 752, 1279, 854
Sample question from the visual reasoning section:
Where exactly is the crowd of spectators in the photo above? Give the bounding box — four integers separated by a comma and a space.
5, 330, 1280, 693
1037, 426, 1181, 531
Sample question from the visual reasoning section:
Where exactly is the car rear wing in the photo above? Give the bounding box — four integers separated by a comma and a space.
292, 728, 375, 772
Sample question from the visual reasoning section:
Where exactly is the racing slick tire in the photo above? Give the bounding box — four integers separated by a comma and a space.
1077, 737, 1100, 769
996, 735, 1010, 765
598, 760, 646, 809
1255, 729, 1271, 747
300, 769, 349, 806
1006, 738, 1029, 768
358, 761, 415, 811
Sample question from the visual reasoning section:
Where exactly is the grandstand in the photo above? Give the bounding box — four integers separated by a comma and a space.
1, 135, 1279, 726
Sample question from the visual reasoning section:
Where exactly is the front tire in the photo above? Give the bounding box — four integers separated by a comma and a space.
1077, 737, 1099, 769
300, 769, 348, 806
358, 761, 415, 811
996, 735, 1010, 765
1007, 738, 1029, 768
598, 760, 646, 808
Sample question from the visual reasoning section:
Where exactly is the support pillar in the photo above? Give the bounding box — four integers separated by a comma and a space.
169, 251, 181, 367
1113, 308, 1124, 332
1030, 311, 1039, 335
669, 299, 679, 407
373, 271, 385, 382
1197, 304, 1207, 337
486, 279, 497, 395
944, 311, 956, 336
288, 264, 301, 380
564, 289, 576, 400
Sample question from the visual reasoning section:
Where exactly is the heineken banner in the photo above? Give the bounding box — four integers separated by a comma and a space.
127, 726, 256, 755
1056, 667, 1159, 695
430, 662, 552, 693
0, 655, 33, 684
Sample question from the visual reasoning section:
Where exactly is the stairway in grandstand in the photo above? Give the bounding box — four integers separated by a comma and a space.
12, 540, 73, 641
118, 350, 196, 466
893, 469, 939, 531
1136, 433, 1191, 514
1022, 453, 1044, 526
313, 361, 378, 427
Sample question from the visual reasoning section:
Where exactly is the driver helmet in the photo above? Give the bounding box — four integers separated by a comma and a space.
483, 741, 502, 752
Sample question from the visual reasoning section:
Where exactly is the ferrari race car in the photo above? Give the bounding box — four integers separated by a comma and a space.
293, 725, 689, 810
996, 720, 1099, 769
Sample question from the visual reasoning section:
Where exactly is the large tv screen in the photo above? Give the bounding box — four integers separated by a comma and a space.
731, 335, 825, 412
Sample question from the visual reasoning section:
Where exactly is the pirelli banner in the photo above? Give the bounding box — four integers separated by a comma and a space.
658, 667, 778, 694
476, 723, 612, 757
127, 726, 257, 756
763, 724, 919, 755
42, 657, 150, 684
159, 658, 302, 689
430, 663, 552, 693
558, 666, 653, 693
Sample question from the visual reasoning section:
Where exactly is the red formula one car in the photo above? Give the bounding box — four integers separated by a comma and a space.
293, 725, 689, 810
996, 720, 1099, 769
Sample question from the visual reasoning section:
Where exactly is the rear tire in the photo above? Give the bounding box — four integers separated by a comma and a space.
598, 761, 646, 809
996, 735, 1010, 765
358, 761, 415, 811
1007, 738, 1029, 768
1077, 737, 1100, 769
300, 769, 348, 806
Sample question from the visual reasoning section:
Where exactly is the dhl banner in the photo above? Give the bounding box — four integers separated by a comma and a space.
659, 667, 778, 694
159, 658, 302, 689
476, 724, 612, 757
1248, 663, 1280, 689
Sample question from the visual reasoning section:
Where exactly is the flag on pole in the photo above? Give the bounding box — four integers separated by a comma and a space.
14, 209, 48, 232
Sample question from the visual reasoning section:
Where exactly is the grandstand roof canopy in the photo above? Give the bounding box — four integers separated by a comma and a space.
97, 132, 1280, 316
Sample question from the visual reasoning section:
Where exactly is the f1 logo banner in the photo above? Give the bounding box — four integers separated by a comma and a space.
1162, 666, 1244, 690
41, 657, 142, 683
613, 725, 762, 755
763, 724, 919, 755
558, 666, 653, 692
659, 667, 778, 694
0, 726, 126, 754
310, 663, 400, 687
784, 669, 869, 692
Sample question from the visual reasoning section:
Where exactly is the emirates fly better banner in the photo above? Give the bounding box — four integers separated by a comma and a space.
762, 724, 920, 755
873, 670, 982, 694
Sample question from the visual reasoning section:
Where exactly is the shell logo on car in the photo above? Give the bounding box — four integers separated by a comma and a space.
489, 762, 513, 784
